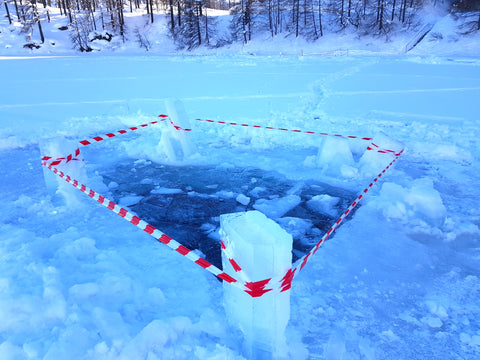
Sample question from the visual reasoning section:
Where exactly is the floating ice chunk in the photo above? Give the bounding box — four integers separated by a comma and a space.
307, 194, 340, 217
151, 187, 183, 195
424, 316, 443, 328
277, 217, 313, 239
380, 329, 401, 342
108, 181, 119, 189
119, 195, 143, 207
214, 190, 235, 199
236, 194, 251, 206
250, 186, 266, 197
399, 311, 421, 325
253, 195, 301, 219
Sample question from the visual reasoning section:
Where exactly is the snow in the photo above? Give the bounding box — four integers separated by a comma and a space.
1, 7, 480, 359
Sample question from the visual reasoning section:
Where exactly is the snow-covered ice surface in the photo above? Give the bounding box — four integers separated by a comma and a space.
1, 55, 480, 359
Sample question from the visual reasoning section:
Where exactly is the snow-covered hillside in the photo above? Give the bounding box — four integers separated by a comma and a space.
1, 54, 479, 359
0, 1, 479, 56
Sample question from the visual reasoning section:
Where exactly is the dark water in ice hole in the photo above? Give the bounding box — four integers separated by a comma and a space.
102, 161, 358, 271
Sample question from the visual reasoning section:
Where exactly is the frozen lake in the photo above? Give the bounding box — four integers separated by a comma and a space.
1, 55, 479, 359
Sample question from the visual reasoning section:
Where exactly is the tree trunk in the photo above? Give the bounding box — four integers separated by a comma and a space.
4, 0, 12, 24
268, 0, 273, 37
276, 0, 280, 33
295, 0, 299, 37
247, 0, 251, 41
37, 16, 45, 43
196, 2, 201, 45
149, 0, 154, 23
379, 0, 384, 30
318, 0, 323, 36
204, 6, 209, 44
177, 0, 181, 27
119, 0, 125, 34
13, 0, 20, 20
242, 0, 246, 43
391, 0, 396, 21
169, 0, 174, 29
303, 0, 307, 27
33, 1, 45, 43
376, 0, 380, 22
341, 0, 344, 25
19, 0, 26, 22
311, 0, 317, 38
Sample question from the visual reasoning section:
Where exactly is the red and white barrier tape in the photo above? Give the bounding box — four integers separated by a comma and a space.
41, 116, 169, 167
42, 162, 242, 288
216, 149, 403, 296
41, 115, 404, 297
41, 147, 82, 166
171, 117, 401, 156
280, 149, 404, 291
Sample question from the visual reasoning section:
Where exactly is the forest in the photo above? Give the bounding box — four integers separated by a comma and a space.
2, 0, 480, 51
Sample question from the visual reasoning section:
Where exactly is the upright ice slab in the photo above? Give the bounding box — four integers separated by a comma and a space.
220, 211, 292, 359
158, 99, 196, 163
315, 135, 355, 177
359, 131, 404, 176
40, 137, 87, 207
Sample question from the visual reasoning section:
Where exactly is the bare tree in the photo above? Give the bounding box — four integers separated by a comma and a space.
4, 0, 12, 24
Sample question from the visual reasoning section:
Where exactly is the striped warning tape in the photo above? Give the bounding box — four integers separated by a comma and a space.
185, 117, 402, 156
41, 147, 82, 166
216, 149, 404, 296
193, 117, 373, 141
286, 149, 404, 285
220, 238, 252, 284
42, 162, 242, 288
78, 118, 166, 146
41, 116, 169, 166
41, 114, 404, 297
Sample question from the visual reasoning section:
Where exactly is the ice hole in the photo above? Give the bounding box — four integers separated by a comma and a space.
102, 161, 359, 269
